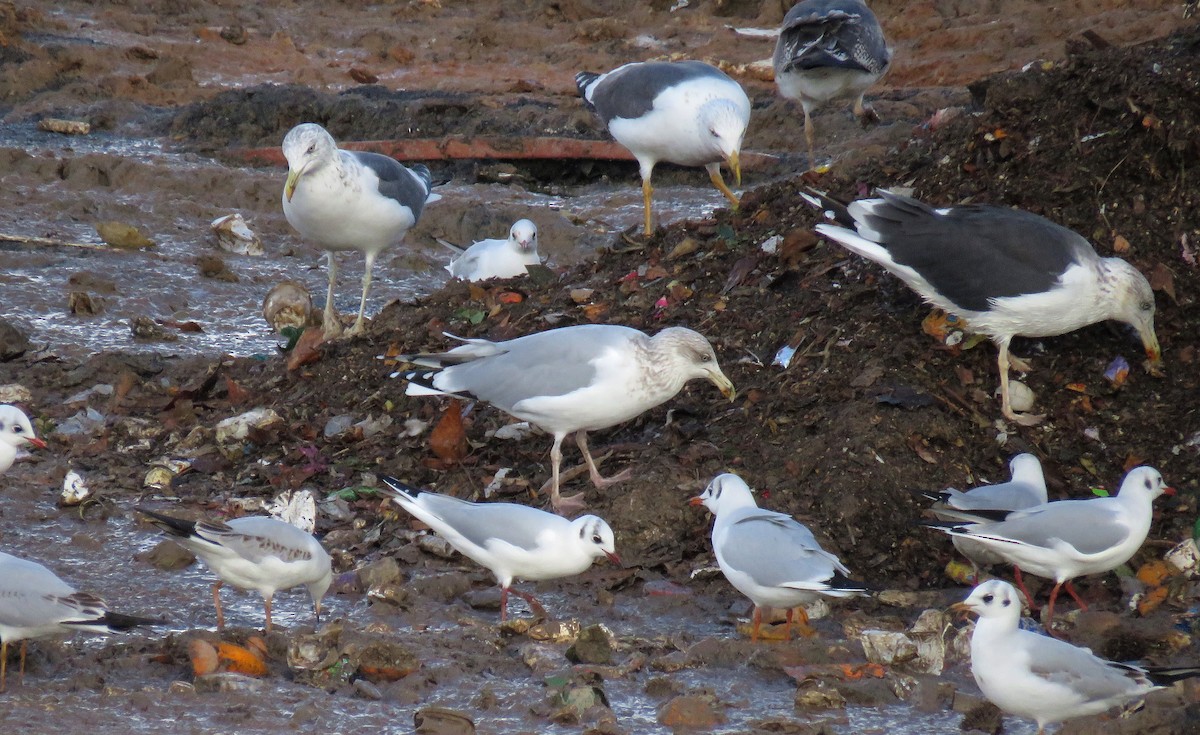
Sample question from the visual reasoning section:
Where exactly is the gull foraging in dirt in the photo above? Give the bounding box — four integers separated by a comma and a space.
136, 507, 332, 632
576, 60, 750, 235
444, 218, 541, 282
774, 0, 892, 166
0, 405, 46, 475
915, 453, 1047, 584
378, 476, 620, 621
282, 122, 435, 337
393, 324, 735, 514
691, 473, 867, 642
926, 466, 1173, 630
952, 579, 1200, 735
0, 550, 161, 692
804, 188, 1162, 425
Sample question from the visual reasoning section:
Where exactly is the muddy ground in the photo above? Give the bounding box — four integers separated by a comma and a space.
2, 1, 1200, 733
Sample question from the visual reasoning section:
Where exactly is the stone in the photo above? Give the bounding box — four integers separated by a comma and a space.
657, 694, 724, 729
135, 539, 196, 571
414, 707, 475, 735
566, 624, 613, 664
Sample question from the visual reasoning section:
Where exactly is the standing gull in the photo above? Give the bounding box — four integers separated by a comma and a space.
393, 324, 735, 514
0, 404, 46, 475
136, 508, 332, 632
915, 453, 1047, 587
804, 189, 1162, 425
282, 122, 435, 337
691, 473, 867, 642
774, 0, 892, 166
444, 218, 541, 282
379, 477, 620, 621
576, 61, 750, 235
952, 580, 1200, 735
926, 466, 1173, 629
0, 551, 160, 692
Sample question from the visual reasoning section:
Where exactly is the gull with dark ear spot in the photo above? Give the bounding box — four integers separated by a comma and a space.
444, 218, 542, 282
392, 323, 735, 514
0, 404, 46, 475
281, 122, 436, 338
952, 579, 1200, 735
378, 476, 620, 622
576, 60, 750, 236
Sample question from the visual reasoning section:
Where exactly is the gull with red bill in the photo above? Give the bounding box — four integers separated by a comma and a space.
0, 405, 46, 475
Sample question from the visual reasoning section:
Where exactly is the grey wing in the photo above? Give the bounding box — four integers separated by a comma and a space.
963, 502, 1129, 555
775, 1, 889, 75
203, 517, 318, 564
433, 325, 641, 410
416, 494, 558, 551
588, 61, 732, 124
720, 512, 847, 588
350, 151, 433, 221
0, 555, 103, 627
855, 191, 1097, 313
952, 481, 1045, 511
1026, 636, 1145, 700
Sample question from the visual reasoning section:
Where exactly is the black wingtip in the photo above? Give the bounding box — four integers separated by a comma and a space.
378, 475, 422, 501
829, 571, 874, 594
102, 611, 169, 630
801, 187, 855, 227
903, 486, 949, 504
574, 71, 600, 97
410, 163, 433, 192
1146, 666, 1200, 686
135, 506, 197, 538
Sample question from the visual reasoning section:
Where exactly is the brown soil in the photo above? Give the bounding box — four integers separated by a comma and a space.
2, 1, 1200, 733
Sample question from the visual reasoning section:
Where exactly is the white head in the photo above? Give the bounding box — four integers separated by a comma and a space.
1116, 466, 1172, 502
690, 473, 758, 515
507, 219, 539, 254
650, 327, 736, 400
569, 515, 621, 565
1104, 259, 1160, 369
952, 579, 1023, 629
0, 405, 44, 452
1008, 453, 1045, 488
282, 123, 338, 201
698, 99, 749, 185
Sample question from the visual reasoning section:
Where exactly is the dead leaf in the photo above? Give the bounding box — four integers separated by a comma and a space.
721, 255, 760, 294
906, 433, 938, 465
644, 265, 669, 280
286, 328, 326, 370
1112, 234, 1130, 253
666, 238, 698, 260
429, 401, 468, 463
225, 377, 251, 405
581, 303, 609, 321
1147, 262, 1176, 302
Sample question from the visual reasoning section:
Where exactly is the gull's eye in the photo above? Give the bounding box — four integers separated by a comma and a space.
699, 353, 711, 362
306, 144, 316, 154
591, 534, 602, 544
982, 594, 994, 604
12, 425, 22, 433
1140, 301, 1152, 311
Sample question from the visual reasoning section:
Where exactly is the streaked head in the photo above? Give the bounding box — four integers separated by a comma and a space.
653, 327, 736, 401
0, 405, 45, 450
699, 99, 748, 186
950, 579, 1023, 624
282, 123, 337, 202
1105, 259, 1161, 369
573, 515, 620, 566
508, 219, 538, 254
689, 472, 756, 515
1117, 466, 1173, 501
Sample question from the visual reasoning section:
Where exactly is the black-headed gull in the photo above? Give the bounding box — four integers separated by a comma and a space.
928, 466, 1173, 629
773, 0, 892, 166
0, 405, 46, 475
0, 550, 161, 692
804, 188, 1161, 425
691, 473, 867, 641
379, 476, 620, 622
952, 579, 1200, 735
282, 122, 435, 337
444, 218, 541, 282
393, 324, 735, 514
575, 61, 749, 235
136, 507, 332, 631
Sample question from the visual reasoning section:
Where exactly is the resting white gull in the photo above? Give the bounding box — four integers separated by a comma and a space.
952, 580, 1200, 735
774, 0, 891, 166
691, 473, 867, 642
0, 404, 46, 475
804, 188, 1162, 425
0, 550, 161, 692
392, 324, 735, 514
282, 122, 435, 337
927, 466, 1173, 631
575, 60, 750, 235
444, 218, 541, 282
914, 452, 1047, 585
137, 507, 333, 632
379, 477, 619, 621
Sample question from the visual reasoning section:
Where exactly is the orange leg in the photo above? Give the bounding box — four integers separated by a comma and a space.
264, 596, 273, 633
1012, 566, 1040, 611
1044, 582, 1064, 636
751, 607, 762, 643
212, 581, 225, 630
1065, 581, 1088, 611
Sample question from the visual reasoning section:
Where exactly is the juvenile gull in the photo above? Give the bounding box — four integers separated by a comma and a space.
282, 122, 435, 337
927, 466, 1173, 629
0, 404, 46, 475
379, 476, 620, 621
0, 550, 160, 692
774, 0, 892, 166
952, 580, 1200, 735
137, 508, 332, 632
804, 188, 1162, 425
915, 453, 1047, 586
576, 60, 750, 235
444, 218, 541, 282
393, 324, 735, 514
691, 473, 867, 642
